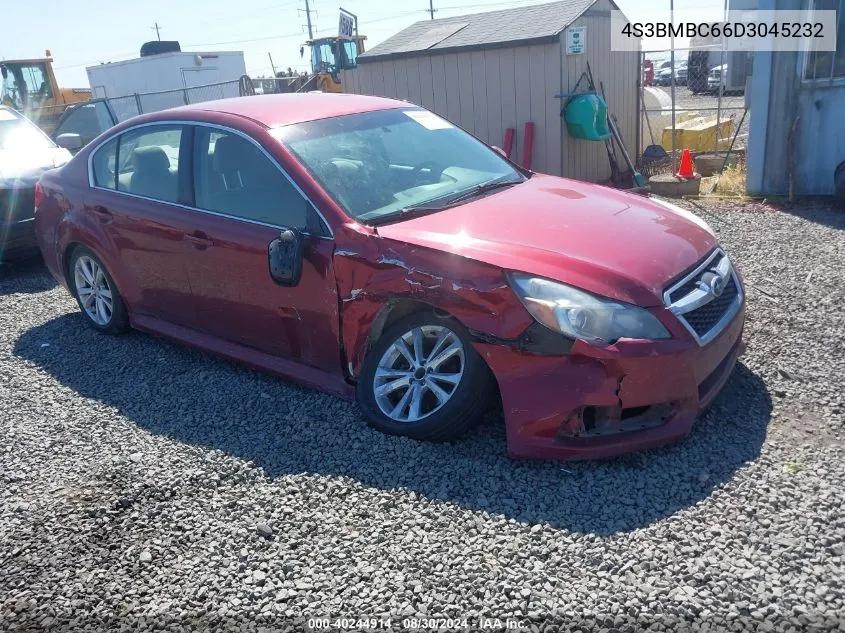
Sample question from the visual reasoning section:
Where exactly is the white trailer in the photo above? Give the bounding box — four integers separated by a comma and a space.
86, 51, 247, 117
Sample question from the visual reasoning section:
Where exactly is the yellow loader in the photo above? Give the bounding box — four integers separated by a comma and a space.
1, 52, 91, 135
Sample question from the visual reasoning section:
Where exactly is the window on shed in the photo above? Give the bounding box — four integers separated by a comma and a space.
804, 0, 845, 80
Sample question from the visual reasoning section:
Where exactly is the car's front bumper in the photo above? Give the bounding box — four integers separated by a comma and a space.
475, 302, 745, 460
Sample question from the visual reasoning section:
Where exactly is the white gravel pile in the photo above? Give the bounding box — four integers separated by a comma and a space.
1, 201, 843, 632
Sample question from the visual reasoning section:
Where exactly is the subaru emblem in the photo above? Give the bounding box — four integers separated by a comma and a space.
710, 274, 726, 297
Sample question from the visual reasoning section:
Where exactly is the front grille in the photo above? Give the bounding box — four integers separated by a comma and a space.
682, 275, 739, 336
664, 249, 743, 345
668, 252, 725, 304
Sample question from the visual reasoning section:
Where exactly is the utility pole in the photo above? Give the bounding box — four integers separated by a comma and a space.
429, 0, 436, 19
151, 22, 162, 41
268, 52, 278, 76
304, 0, 314, 40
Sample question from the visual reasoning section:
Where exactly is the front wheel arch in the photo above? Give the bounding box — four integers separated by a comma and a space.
355, 310, 494, 442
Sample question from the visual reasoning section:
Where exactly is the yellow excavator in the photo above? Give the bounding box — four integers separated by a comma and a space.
305, 34, 367, 93
0, 52, 91, 135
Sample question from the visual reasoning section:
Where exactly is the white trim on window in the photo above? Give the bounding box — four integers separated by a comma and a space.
800, 0, 845, 84
86, 119, 334, 239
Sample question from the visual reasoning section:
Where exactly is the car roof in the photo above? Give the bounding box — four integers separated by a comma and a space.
162, 93, 408, 128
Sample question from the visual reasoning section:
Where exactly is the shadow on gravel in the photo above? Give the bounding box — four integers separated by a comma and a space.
0, 257, 57, 295
769, 198, 845, 230
16, 314, 772, 535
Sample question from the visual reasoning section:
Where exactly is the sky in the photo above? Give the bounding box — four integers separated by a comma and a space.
3, 0, 728, 88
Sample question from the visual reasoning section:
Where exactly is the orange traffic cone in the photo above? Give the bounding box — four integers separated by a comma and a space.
676, 149, 695, 179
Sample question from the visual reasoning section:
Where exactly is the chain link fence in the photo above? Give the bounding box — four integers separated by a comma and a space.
251, 75, 312, 94
95, 79, 244, 123
96, 75, 321, 124
640, 47, 751, 178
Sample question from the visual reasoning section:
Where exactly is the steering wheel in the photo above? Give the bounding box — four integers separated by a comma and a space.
412, 161, 445, 184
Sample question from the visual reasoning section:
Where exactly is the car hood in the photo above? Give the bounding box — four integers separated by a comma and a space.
375, 174, 717, 307
0, 146, 72, 182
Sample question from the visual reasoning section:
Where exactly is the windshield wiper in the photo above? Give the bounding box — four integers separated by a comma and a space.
366, 177, 524, 227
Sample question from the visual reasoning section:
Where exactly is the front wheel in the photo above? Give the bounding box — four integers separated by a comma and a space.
356, 312, 491, 442
69, 247, 129, 334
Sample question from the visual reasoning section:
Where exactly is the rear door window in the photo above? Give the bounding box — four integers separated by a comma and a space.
91, 137, 118, 189
90, 124, 185, 203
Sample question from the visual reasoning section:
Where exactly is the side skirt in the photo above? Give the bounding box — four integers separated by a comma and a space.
131, 314, 355, 401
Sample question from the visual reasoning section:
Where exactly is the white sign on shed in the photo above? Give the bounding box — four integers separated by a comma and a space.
566, 26, 586, 55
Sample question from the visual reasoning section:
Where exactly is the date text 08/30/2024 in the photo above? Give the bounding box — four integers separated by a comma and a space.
307, 617, 527, 629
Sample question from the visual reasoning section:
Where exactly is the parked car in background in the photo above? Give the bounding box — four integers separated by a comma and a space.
51, 99, 118, 153
675, 61, 688, 85
34, 93, 745, 460
655, 60, 687, 86
707, 63, 728, 92
0, 105, 72, 261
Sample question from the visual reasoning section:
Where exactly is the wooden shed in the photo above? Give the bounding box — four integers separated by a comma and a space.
343, 0, 639, 183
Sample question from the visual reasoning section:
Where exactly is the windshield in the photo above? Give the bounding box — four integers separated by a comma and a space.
272, 108, 522, 223
0, 109, 54, 151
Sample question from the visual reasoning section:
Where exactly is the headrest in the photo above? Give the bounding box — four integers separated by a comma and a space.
133, 146, 170, 173
213, 134, 257, 175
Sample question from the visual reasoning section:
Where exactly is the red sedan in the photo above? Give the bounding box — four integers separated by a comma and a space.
34, 93, 744, 460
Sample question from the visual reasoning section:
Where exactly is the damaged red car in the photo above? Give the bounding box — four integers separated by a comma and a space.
34, 93, 745, 460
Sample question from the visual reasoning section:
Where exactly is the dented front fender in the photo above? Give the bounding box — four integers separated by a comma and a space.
332, 232, 533, 378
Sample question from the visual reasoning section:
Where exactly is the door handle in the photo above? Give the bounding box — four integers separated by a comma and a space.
91, 206, 113, 224
183, 232, 212, 250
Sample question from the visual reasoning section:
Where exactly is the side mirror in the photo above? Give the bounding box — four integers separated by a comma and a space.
56, 133, 83, 152
268, 228, 304, 286
492, 146, 507, 158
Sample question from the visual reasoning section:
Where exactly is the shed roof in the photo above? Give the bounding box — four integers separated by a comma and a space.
359, 0, 602, 62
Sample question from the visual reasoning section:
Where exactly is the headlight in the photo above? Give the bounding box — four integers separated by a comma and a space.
508, 273, 670, 345
649, 196, 715, 236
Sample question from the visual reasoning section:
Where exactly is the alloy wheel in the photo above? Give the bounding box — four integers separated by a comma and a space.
74, 255, 114, 326
373, 325, 466, 423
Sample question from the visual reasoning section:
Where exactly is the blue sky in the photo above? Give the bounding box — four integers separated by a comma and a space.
4, 0, 726, 88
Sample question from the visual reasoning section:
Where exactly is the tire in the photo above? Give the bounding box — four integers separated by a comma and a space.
356, 311, 491, 442
69, 247, 129, 334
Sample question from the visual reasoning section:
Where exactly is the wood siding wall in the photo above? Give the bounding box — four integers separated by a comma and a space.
344, 0, 640, 183
560, 0, 640, 182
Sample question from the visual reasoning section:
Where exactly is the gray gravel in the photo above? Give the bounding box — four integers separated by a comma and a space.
1, 201, 844, 632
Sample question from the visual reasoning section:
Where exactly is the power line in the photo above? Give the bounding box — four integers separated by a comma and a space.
183, 31, 307, 47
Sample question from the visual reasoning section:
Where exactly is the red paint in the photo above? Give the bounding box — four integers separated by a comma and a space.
33, 182, 46, 210
521, 122, 535, 170
34, 93, 745, 460
503, 128, 515, 159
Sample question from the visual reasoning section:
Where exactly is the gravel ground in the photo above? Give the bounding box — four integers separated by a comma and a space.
1, 201, 843, 632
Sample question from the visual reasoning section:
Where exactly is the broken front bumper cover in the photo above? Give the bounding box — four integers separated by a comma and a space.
475, 303, 745, 460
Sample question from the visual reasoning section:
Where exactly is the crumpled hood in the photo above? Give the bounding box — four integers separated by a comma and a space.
375, 174, 717, 307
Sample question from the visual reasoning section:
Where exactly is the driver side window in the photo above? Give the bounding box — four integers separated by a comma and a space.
192, 127, 325, 234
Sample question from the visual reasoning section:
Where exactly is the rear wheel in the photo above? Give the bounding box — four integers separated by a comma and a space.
69, 248, 128, 334
357, 312, 491, 441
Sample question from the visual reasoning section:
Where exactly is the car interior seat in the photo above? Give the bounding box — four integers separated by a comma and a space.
211, 134, 304, 227
130, 146, 177, 201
